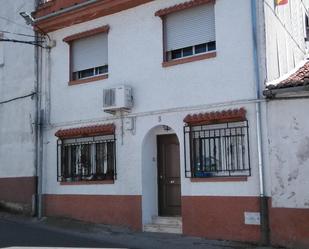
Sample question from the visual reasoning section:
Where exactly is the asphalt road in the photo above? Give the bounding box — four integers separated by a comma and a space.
0, 219, 125, 248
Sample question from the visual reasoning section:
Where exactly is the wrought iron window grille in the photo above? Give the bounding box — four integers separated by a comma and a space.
57, 134, 116, 182
184, 121, 251, 178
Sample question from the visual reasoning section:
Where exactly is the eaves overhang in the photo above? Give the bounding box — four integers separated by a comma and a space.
33, 0, 153, 33
264, 61, 309, 99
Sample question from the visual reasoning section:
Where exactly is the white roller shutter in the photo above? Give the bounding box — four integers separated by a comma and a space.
72, 32, 108, 72
165, 3, 215, 51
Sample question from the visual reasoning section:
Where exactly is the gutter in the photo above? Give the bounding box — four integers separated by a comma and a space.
251, 0, 270, 245
35, 0, 99, 22
263, 85, 309, 98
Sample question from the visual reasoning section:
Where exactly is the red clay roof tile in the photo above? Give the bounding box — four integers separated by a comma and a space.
155, 0, 214, 17
55, 124, 115, 139
267, 62, 309, 90
184, 108, 247, 125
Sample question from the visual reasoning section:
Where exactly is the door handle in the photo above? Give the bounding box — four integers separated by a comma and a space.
170, 180, 175, 184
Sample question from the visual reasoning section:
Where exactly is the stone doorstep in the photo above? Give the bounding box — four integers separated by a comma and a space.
144, 216, 183, 234
152, 216, 182, 226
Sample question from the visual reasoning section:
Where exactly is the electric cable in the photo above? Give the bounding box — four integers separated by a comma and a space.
264, 0, 307, 54
0, 30, 37, 38
0, 38, 44, 48
0, 92, 36, 105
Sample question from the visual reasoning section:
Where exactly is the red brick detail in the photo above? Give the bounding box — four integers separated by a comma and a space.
269, 206, 309, 249
162, 52, 216, 67
0, 176, 36, 204
68, 74, 108, 86
43, 194, 142, 230
55, 124, 115, 139
182, 196, 260, 242
63, 25, 110, 43
184, 108, 246, 125
155, 0, 215, 17
268, 62, 309, 89
34, 0, 153, 33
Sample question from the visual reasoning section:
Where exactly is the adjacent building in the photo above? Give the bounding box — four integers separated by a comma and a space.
0, 0, 37, 213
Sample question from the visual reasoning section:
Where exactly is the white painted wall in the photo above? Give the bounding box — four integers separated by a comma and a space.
267, 99, 309, 209
41, 0, 266, 224
0, 0, 36, 178
45, 0, 256, 125
263, 0, 309, 210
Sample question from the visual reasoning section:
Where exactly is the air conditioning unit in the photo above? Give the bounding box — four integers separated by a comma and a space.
103, 85, 133, 114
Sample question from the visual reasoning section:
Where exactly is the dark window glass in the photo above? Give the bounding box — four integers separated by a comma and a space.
195, 43, 207, 54
96, 65, 108, 75
207, 41, 216, 51
79, 68, 94, 79
106, 142, 115, 177
58, 137, 116, 182
183, 46, 193, 57
171, 49, 182, 59
80, 144, 91, 177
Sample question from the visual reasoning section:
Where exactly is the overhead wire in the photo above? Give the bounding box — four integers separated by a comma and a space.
0, 92, 36, 105
264, 0, 307, 54
0, 30, 37, 38
0, 38, 44, 48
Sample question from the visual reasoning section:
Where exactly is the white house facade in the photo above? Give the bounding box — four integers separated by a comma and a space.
0, 0, 306, 248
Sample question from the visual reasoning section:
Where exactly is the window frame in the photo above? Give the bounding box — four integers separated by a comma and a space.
57, 134, 117, 184
184, 120, 251, 179
63, 25, 110, 85
156, 0, 217, 67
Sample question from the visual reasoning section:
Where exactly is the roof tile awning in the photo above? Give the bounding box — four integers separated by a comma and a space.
184, 108, 247, 125
267, 62, 309, 90
155, 0, 214, 17
55, 124, 115, 139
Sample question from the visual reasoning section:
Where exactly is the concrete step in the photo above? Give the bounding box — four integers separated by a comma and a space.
143, 223, 182, 234
152, 216, 182, 226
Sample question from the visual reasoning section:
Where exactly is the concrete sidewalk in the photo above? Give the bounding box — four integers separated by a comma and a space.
0, 211, 282, 249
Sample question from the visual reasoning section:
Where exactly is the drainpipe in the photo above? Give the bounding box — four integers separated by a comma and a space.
251, 0, 270, 245
34, 0, 44, 219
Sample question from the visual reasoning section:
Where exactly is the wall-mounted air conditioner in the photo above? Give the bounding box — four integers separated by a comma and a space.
103, 85, 133, 114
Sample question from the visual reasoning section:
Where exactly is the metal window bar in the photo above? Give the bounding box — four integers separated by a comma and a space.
57, 135, 116, 182
184, 121, 251, 178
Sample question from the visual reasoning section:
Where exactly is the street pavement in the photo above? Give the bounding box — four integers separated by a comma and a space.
0, 211, 280, 249
0, 219, 124, 248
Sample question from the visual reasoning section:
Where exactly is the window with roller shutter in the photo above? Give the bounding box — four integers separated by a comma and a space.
156, 0, 217, 66
63, 25, 109, 85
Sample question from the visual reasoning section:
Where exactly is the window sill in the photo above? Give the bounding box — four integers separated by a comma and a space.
60, 180, 114, 185
162, 51, 216, 68
69, 74, 108, 86
190, 176, 248, 182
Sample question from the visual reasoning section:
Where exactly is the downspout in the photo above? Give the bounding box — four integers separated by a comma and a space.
251, 0, 270, 245
34, 0, 44, 219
